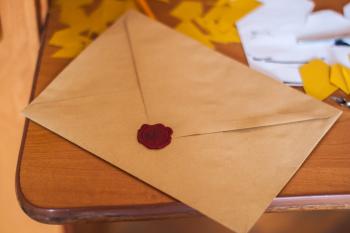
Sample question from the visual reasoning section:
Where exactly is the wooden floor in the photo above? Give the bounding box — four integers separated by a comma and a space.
0, 1, 60, 233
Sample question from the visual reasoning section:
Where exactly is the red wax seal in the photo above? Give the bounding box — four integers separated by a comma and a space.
137, 123, 173, 149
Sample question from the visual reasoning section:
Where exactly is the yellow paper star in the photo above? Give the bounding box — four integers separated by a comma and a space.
171, 0, 261, 47
300, 60, 338, 100
50, 0, 137, 58
330, 64, 350, 94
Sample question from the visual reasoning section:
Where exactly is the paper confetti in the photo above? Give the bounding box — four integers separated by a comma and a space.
50, 0, 137, 58
300, 60, 337, 100
176, 21, 214, 47
341, 65, 350, 92
50, 0, 260, 57
171, 0, 261, 48
330, 64, 350, 94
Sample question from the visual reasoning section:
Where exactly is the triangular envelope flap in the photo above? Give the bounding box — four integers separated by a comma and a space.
125, 11, 339, 137
28, 15, 141, 106
23, 14, 148, 134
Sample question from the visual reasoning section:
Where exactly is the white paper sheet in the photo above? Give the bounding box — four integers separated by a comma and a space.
329, 46, 350, 67
344, 2, 350, 19
297, 10, 350, 40
237, 0, 350, 85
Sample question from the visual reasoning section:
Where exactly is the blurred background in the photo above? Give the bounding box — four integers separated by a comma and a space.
0, 0, 60, 233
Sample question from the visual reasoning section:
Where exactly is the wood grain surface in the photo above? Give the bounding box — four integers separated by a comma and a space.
17, 0, 350, 224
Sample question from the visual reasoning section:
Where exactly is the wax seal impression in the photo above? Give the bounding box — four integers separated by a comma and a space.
137, 123, 173, 149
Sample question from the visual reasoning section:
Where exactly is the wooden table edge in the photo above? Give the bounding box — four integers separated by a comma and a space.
16, 120, 350, 224
16, 165, 350, 225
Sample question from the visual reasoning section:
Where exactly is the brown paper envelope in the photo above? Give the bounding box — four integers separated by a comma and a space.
23, 11, 342, 233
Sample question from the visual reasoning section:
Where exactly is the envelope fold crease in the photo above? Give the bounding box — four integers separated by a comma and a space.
124, 11, 339, 137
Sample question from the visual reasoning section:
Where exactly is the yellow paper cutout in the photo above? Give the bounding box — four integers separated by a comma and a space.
176, 21, 213, 48
330, 64, 350, 94
50, 0, 137, 58
195, 17, 241, 43
300, 60, 337, 100
58, 3, 91, 28
90, 0, 136, 34
341, 65, 350, 94
54, 0, 93, 7
171, 0, 261, 47
52, 43, 87, 58
171, 1, 203, 21
205, 0, 260, 24
49, 28, 91, 58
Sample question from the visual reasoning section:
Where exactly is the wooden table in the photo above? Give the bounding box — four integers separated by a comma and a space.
16, 0, 350, 225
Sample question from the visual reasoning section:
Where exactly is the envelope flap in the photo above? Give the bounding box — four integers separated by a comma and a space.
125, 11, 339, 137
29, 16, 142, 107
23, 14, 148, 137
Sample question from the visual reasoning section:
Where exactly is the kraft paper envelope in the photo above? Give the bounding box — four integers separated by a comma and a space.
23, 11, 342, 233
